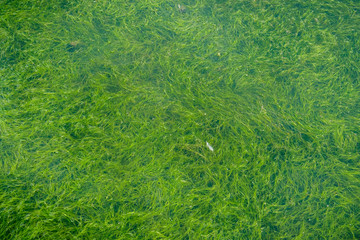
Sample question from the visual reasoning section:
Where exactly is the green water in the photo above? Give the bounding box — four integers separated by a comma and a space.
0, 0, 359, 239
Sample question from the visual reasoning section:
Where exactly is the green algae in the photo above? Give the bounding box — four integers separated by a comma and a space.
0, 0, 359, 239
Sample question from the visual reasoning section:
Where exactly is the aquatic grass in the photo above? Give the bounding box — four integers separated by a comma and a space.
1, 0, 359, 239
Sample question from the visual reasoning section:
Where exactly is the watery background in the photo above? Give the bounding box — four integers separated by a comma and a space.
0, 0, 359, 239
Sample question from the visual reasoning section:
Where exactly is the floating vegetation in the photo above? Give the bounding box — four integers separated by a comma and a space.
0, 0, 359, 239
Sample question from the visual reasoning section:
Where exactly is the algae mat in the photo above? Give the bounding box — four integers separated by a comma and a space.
0, 0, 359, 239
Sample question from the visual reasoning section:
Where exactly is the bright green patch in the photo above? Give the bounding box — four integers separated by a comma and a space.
1, 0, 359, 239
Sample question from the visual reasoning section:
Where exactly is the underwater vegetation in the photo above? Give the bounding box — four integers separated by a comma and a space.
0, 0, 359, 239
